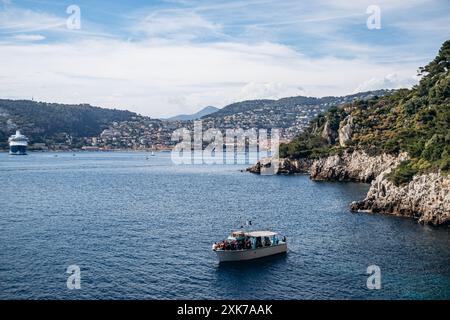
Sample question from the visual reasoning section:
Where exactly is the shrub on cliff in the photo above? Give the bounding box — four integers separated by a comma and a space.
388, 160, 418, 186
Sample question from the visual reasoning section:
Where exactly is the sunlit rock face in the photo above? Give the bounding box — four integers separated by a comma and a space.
351, 171, 450, 226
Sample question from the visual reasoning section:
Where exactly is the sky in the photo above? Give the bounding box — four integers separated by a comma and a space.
0, 0, 449, 118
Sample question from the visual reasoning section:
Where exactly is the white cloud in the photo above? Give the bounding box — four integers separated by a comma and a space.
316, 0, 433, 12
0, 1, 442, 118
237, 82, 306, 101
0, 38, 421, 118
0, 7, 66, 33
0, 6, 117, 40
354, 73, 419, 92
12, 34, 46, 41
130, 10, 222, 40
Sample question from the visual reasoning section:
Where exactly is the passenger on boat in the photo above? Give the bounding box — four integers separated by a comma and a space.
256, 237, 262, 248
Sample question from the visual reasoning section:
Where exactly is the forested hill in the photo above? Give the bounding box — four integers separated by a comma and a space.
0, 100, 137, 147
280, 40, 450, 185
203, 90, 393, 119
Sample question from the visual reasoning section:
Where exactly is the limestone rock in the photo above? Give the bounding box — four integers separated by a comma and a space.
338, 115, 353, 147
247, 157, 311, 174
310, 151, 407, 182
321, 120, 334, 145
351, 171, 450, 226
247, 150, 449, 226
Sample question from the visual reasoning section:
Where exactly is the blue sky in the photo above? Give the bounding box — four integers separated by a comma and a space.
0, 0, 449, 117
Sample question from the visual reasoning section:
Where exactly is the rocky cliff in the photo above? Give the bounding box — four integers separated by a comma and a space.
247, 157, 312, 175
247, 151, 449, 226
351, 171, 450, 226
247, 151, 405, 181
247, 41, 450, 226
309, 151, 406, 182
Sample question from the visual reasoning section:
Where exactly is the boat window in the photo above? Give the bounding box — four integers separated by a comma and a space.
255, 237, 262, 248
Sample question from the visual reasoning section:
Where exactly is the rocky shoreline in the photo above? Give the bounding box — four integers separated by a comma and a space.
351, 171, 450, 226
247, 151, 449, 226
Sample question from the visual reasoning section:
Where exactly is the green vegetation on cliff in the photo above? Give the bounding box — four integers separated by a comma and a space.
280, 40, 450, 185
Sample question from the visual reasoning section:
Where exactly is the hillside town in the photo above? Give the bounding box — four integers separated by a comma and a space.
0, 90, 392, 152
78, 104, 326, 151
78, 92, 385, 151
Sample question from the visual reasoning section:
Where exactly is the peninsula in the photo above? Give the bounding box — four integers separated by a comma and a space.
248, 40, 450, 226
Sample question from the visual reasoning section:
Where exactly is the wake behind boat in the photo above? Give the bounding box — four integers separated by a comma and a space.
212, 230, 287, 262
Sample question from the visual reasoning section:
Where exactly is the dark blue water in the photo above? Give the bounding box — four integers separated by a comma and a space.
0, 152, 449, 300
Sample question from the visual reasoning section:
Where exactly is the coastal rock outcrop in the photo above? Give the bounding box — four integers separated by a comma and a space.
247, 151, 449, 226
309, 151, 407, 182
247, 41, 450, 226
351, 171, 450, 226
247, 157, 312, 174
248, 151, 406, 182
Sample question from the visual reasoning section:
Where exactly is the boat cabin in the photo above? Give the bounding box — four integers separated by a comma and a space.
214, 230, 286, 251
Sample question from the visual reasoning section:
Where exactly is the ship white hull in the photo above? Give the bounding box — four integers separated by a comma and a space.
9, 145, 27, 155
214, 243, 287, 262
8, 131, 28, 155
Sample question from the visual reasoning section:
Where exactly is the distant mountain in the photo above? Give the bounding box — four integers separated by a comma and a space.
166, 106, 219, 121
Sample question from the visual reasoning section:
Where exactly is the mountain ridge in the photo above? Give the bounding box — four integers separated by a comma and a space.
202, 90, 393, 120
165, 106, 219, 121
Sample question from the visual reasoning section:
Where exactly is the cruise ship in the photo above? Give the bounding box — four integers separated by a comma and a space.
8, 130, 29, 155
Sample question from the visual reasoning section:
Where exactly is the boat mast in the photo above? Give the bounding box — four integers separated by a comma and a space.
238, 217, 252, 231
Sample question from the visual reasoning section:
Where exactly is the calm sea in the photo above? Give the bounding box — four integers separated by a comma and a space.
0, 152, 449, 299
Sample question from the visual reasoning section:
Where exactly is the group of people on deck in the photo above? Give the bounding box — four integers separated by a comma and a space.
213, 235, 281, 251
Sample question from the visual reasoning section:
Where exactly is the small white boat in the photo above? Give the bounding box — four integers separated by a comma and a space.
212, 230, 287, 262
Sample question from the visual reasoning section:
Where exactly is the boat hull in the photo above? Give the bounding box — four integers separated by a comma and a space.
214, 243, 287, 262
9, 145, 27, 155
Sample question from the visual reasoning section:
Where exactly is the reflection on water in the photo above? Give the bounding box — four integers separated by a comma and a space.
214, 254, 289, 298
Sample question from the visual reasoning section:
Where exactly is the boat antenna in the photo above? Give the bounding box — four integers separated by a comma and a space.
239, 217, 252, 230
